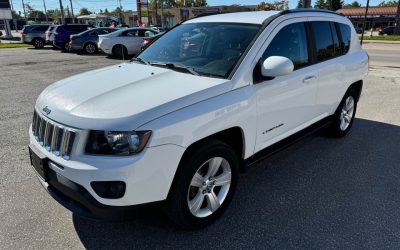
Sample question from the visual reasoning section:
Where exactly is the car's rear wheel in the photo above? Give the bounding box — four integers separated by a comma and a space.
164, 140, 239, 229
32, 38, 45, 49
112, 45, 128, 58
84, 42, 97, 54
327, 89, 358, 137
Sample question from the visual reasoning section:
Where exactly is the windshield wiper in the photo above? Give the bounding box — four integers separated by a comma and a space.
149, 62, 199, 76
131, 57, 150, 65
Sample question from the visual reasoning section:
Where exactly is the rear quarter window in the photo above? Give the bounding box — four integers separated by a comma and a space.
338, 23, 351, 54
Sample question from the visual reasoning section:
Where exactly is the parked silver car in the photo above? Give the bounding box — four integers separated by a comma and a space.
21, 24, 50, 49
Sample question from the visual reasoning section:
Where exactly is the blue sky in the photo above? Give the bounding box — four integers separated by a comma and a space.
11, 0, 383, 15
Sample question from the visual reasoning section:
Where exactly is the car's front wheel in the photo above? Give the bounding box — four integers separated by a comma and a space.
327, 88, 358, 137
165, 140, 239, 229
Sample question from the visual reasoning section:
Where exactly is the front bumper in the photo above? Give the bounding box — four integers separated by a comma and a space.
29, 128, 185, 218
37, 165, 160, 220
68, 43, 82, 52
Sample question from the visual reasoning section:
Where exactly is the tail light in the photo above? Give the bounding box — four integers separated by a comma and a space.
143, 38, 153, 46
70, 35, 75, 41
21, 32, 27, 36
48, 32, 52, 37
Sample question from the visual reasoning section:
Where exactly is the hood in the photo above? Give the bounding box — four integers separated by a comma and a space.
36, 62, 230, 130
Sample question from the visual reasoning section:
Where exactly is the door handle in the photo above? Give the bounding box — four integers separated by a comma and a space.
303, 75, 316, 83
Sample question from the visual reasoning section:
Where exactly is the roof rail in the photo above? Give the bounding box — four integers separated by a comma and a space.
281, 8, 344, 17
188, 11, 223, 20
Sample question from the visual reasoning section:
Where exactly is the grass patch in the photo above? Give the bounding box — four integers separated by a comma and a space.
0, 43, 32, 49
361, 35, 400, 41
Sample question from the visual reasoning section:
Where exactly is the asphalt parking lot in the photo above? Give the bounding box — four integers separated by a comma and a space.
0, 43, 399, 249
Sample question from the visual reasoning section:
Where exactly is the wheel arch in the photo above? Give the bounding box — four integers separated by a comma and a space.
348, 80, 363, 101
83, 41, 97, 48
166, 126, 246, 200
112, 43, 127, 52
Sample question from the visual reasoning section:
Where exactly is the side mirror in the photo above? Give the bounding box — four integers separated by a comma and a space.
261, 56, 294, 78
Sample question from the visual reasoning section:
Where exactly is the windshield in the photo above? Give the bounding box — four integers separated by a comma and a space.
137, 22, 261, 79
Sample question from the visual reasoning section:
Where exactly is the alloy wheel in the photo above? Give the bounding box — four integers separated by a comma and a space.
86, 43, 96, 54
34, 39, 43, 48
187, 157, 232, 218
340, 95, 355, 131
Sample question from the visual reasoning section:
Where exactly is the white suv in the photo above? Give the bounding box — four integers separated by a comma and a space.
29, 10, 368, 229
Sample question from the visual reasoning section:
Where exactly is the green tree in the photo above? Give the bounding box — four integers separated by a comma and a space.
24, 4, 46, 20
326, 0, 344, 10
256, 0, 289, 10
11, 10, 23, 20
297, 0, 311, 8
104, 8, 110, 14
79, 8, 92, 16
378, 1, 397, 6
274, 0, 289, 10
110, 7, 123, 17
343, 1, 361, 8
314, 0, 327, 9
46, 9, 60, 20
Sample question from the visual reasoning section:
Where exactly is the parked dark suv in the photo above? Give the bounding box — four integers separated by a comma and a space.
53, 24, 94, 51
21, 24, 50, 49
379, 26, 395, 35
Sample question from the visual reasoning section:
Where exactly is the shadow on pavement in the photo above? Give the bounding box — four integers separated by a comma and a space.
73, 118, 400, 249
27, 47, 55, 50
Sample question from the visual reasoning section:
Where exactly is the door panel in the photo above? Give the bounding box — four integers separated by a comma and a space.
253, 19, 319, 153
308, 18, 345, 115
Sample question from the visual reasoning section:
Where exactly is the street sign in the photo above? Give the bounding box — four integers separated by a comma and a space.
0, 8, 12, 19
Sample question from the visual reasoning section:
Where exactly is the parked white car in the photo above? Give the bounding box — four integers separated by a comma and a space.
98, 27, 158, 57
29, 9, 368, 229
45, 25, 57, 46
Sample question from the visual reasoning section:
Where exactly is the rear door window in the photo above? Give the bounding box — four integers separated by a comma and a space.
122, 30, 139, 37
311, 21, 335, 61
262, 22, 309, 70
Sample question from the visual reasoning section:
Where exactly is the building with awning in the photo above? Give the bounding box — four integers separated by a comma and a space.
337, 6, 398, 30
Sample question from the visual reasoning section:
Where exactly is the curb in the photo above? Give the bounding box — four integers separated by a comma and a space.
361, 40, 400, 44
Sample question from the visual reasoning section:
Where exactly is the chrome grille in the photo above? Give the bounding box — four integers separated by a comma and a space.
31, 110, 77, 160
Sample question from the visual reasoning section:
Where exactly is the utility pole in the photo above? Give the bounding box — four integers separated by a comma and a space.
155, 0, 158, 26
161, 0, 164, 28
395, 0, 400, 35
59, 0, 65, 24
21, 0, 27, 20
117, 0, 123, 24
43, 0, 48, 22
302, 0, 311, 8
360, 0, 370, 45
10, 0, 18, 31
69, 0, 74, 23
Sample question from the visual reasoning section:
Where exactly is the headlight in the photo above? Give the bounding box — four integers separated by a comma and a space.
85, 130, 152, 156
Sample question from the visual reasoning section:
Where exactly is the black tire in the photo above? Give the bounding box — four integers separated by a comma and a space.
32, 38, 45, 49
327, 88, 358, 137
112, 45, 128, 58
83, 42, 97, 54
164, 140, 239, 229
